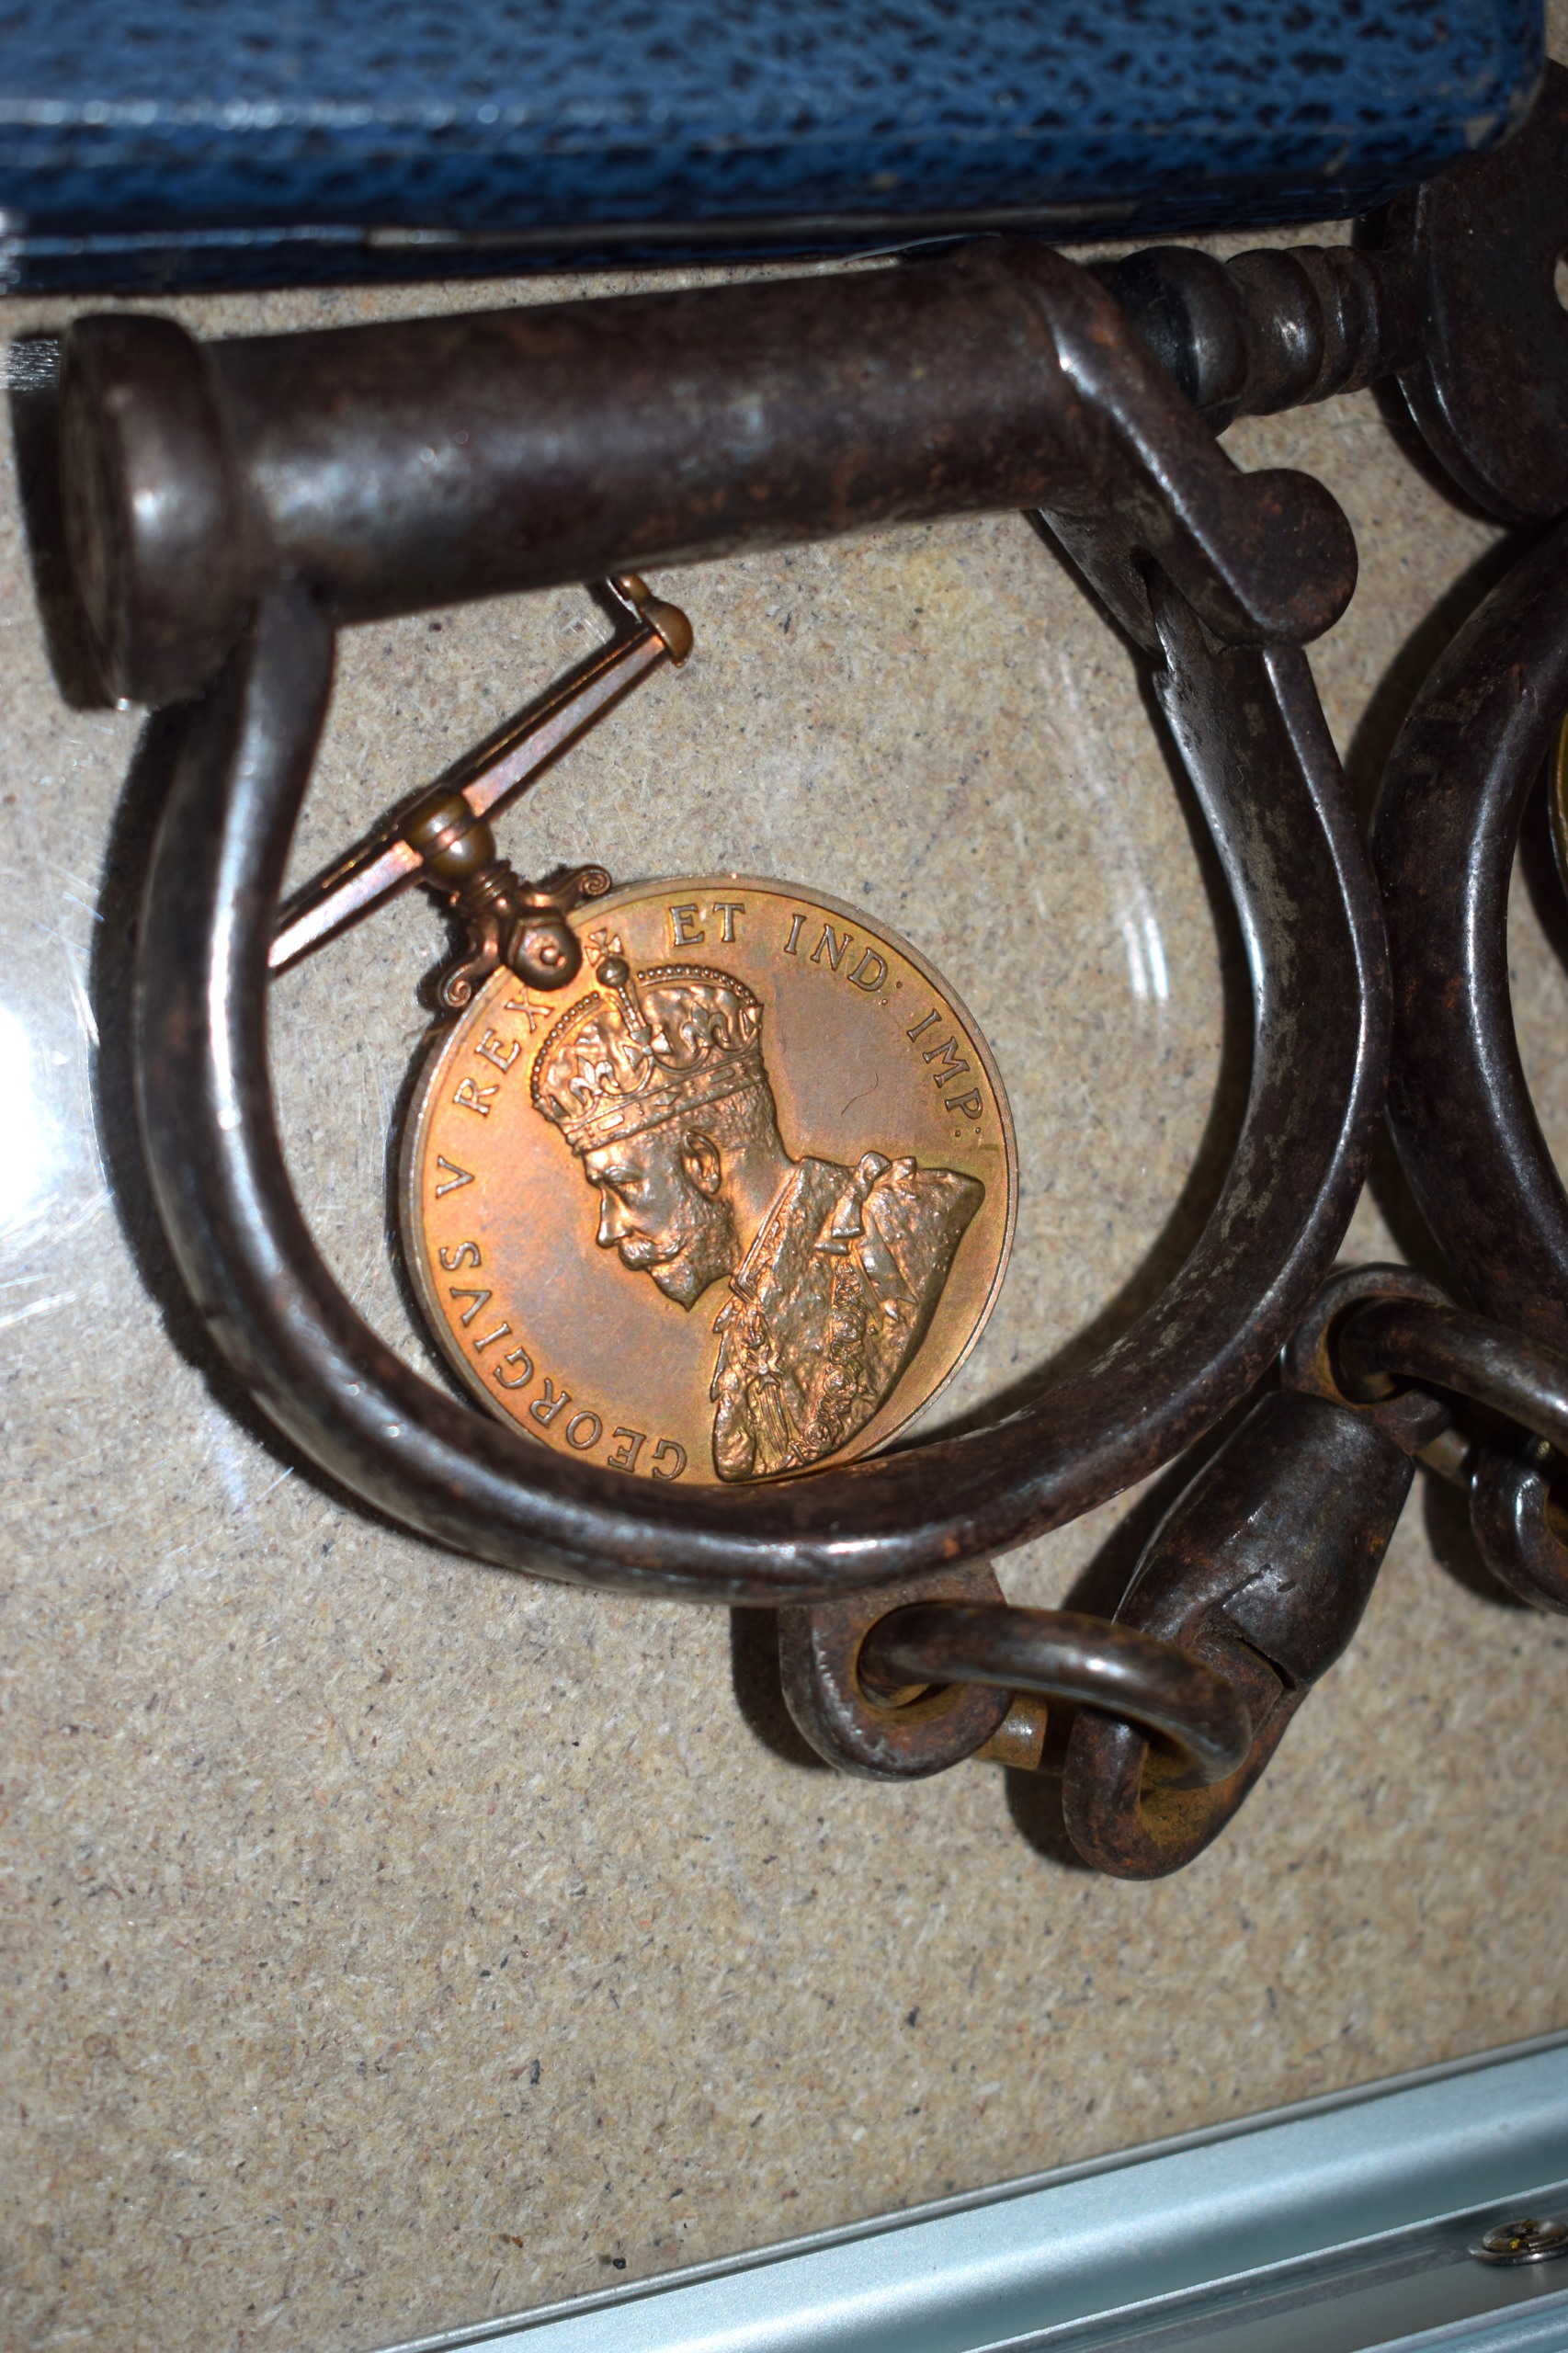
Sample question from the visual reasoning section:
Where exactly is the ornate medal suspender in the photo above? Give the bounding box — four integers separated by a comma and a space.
50, 69, 1568, 1874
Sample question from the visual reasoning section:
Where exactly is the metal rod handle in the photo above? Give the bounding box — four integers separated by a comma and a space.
60, 238, 1355, 706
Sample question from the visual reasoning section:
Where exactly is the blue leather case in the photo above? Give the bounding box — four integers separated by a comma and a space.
0, 0, 1544, 290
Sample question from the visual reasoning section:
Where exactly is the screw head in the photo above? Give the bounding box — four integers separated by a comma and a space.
1471, 2217, 1568, 2265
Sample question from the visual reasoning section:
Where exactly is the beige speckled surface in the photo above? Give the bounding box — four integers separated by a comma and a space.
6, 140, 1568, 2353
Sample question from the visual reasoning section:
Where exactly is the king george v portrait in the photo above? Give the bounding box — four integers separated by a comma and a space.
530, 941, 984, 1483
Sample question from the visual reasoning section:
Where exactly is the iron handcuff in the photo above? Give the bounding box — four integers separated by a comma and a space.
1371, 512, 1568, 1616
50, 69, 1568, 1869
74, 240, 1376, 1604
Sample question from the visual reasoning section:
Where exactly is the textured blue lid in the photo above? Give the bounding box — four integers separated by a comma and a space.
0, 0, 1544, 289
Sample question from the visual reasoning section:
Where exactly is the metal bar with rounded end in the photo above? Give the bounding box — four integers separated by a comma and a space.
62, 239, 1355, 708
1373, 513, 1568, 1355
1336, 1298, 1568, 1460
858, 1603, 1251, 1785
131, 556, 1386, 1599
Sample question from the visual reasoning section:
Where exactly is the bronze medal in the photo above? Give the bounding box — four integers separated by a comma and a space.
268, 573, 1015, 1488
399, 881, 1016, 1485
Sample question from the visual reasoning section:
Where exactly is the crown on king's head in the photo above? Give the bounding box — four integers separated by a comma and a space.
531, 935, 766, 1154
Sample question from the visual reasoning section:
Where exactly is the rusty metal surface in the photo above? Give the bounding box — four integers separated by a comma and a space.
1393, 59, 1568, 522
1095, 241, 1421, 428
1335, 1297, 1568, 1619
1281, 1263, 1456, 1460
777, 1563, 1014, 1779
68, 64, 1568, 1857
1367, 413, 1568, 1644
1375, 513, 1568, 1353
23, 99, 1568, 2333
1470, 1440, 1568, 1613
58, 238, 1358, 708
1061, 1386, 1415, 1880
859, 1603, 1251, 1785
779, 1567, 1249, 1788
1054, 1267, 1473, 1876
1043, 1266, 1464, 1876
97, 212, 1392, 1602
129, 527, 1385, 1597
58, 56, 1568, 716
1338, 1298, 1568, 1458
